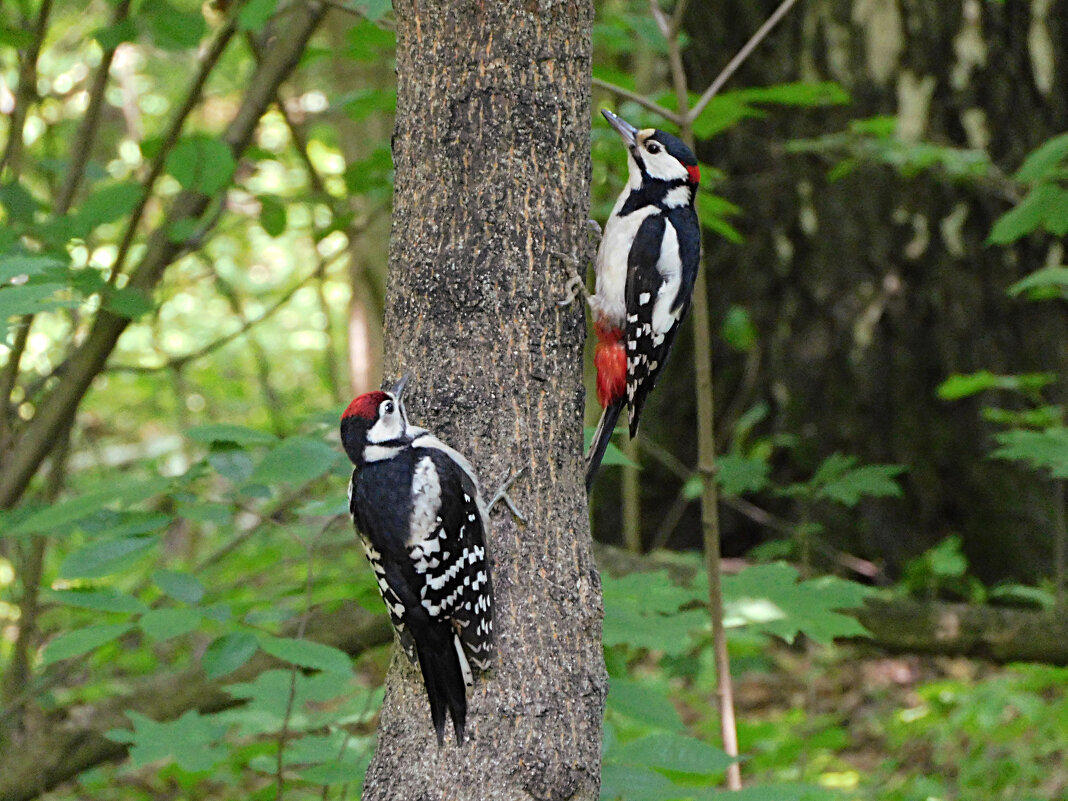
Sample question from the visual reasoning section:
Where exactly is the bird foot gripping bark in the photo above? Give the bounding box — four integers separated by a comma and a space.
488, 466, 527, 524
553, 219, 603, 307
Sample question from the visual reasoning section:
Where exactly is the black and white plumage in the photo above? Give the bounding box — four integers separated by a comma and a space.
340, 375, 493, 745
585, 109, 702, 491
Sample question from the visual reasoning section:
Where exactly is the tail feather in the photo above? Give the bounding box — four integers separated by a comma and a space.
585, 399, 624, 493
414, 625, 469, 745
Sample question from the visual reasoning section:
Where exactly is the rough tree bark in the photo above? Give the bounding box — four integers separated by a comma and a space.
363, 1, 605, 800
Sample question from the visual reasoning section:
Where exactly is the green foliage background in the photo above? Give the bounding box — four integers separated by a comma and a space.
1, 0, 1067, 800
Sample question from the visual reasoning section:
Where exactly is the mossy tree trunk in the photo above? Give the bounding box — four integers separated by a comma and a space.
364, 2, 605, 799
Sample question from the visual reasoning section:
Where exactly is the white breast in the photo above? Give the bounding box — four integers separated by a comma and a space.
590, 204, 659, 327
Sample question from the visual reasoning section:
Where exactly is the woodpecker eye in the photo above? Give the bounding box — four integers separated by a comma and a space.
646, 142, 661, 154
383, 400, 395, 415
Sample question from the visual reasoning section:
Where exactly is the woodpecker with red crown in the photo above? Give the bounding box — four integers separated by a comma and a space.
584, 109, 702, 491
340, 374, 505, 746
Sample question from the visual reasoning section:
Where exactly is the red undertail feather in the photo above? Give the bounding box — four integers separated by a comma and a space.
594, 321, 627, 409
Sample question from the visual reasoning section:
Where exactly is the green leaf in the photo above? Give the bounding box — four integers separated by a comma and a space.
108, 710, 228, 773
988, 183, 1065, 244
208, 448, 255, 483
102, 286, 155, 319
583, 426, 639, 469
338, 87, 398, 121
188, 422, 277, 446
938, 370, 1056, 400
695, 784, 837, 801
721, 305, 757, 352
990, 427, 1068, 478
237, 0, 277, 30
924, 535, 968, 579
602, 571, 707, 654
353, 0, 392, 22
259, 635, 352, 675
720, 562, 871, 645
599, 764, 680, 801
0, 255, 66, 285
46, 587, 149, 614
741, 81, 851, 108
75, 182, 141, 233
142, 0, 207, 50
93, 18, 137, 50
41, 623, 133, 665
803, 453, 905, 506
0, 180, 39, 225
166, 218, 199, 243
250, 437, 340, 485
814, 463, 905, 505
58, 537, 157, 579
202, 631, 259, 679
153, 569, 205, 604
715, 454, 771, 496
344, 17, 395, 59
606, 677, 685, 732
258, 195, 287, 236
610, 732, 734, 777
165, 135, 235, 195
1007, 265, 1068, 297
1015, 133, 1068, 182
140, 608, 204, 641
218, 669, 368, 736
8, 477, 171, 536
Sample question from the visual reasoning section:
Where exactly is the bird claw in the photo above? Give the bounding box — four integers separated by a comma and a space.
557, 274, 589, 307
551, 250, 591, 307
489, 466, 527, 524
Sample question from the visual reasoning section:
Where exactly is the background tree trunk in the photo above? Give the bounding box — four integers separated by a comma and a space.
610, 0, 1068, 582
363, 2, 605, 799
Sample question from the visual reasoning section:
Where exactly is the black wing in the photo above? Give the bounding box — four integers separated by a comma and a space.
415, 448, 494, 674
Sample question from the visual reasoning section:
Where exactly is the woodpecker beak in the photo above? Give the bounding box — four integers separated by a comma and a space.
602, 109, 637, 147
390, 373, 410, 400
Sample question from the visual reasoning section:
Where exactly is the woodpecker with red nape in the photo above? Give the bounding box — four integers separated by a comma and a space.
584, 109, 701, 491
340, 375, 509, 746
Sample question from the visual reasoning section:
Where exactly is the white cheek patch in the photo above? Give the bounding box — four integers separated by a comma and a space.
367, 412, 402, 444
643, 151, 689, 183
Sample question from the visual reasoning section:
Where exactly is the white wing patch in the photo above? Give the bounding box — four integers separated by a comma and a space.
407, 455, 441, 548
651, 219, 683, 336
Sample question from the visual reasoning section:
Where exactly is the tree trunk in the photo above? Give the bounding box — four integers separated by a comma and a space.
364, 2, 604, 800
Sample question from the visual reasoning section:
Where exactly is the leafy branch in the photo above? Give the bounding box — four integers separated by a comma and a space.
595, 0, 804, 788
0, 1, 328, 512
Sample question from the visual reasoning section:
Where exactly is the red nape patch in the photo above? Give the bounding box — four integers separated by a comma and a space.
342, 391, 389, 421
686, 164, 701, 185
593, 322, 627, 408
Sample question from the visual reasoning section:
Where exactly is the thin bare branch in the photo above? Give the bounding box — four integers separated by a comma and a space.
106, 269, 314, 373
0, 0, 53, 176
55, 0, 133, 212
649, 0, 670, 39
670, 0, 689, 37
591, 77, 681, 126
0, 320, 31, 451
686, 0, 800, 125
110, 15, 241, 285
